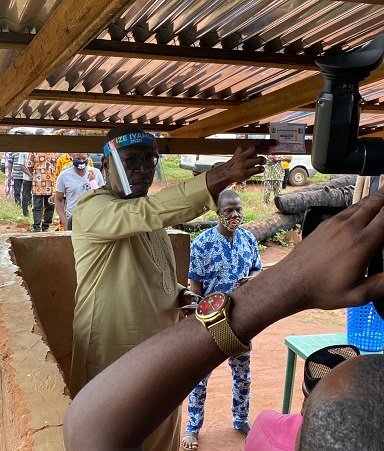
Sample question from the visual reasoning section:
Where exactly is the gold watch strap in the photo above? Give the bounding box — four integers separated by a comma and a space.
208, 318, 250, 357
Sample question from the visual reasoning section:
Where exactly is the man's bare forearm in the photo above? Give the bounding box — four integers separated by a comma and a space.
64, 191, 384, 450
64, 273, 296, 450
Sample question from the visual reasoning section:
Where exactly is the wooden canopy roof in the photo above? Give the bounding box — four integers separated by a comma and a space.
1, 0, 384, 153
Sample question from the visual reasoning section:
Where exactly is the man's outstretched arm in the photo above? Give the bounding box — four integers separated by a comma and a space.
64, 191, 384, 451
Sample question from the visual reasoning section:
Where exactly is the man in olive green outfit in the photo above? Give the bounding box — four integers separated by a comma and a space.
69, 123, 265, 451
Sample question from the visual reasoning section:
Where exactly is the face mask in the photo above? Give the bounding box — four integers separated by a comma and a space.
73, 159, 88, 170
219, 215, 241, 232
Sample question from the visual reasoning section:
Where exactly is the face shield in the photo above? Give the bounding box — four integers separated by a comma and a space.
103, 132, 156, 198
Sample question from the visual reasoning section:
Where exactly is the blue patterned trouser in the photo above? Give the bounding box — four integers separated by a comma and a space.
185, 351, 251, 433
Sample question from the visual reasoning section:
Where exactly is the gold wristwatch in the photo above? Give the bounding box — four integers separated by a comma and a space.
195, 292, 250, 357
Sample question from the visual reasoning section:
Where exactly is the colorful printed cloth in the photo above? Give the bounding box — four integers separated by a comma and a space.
27, 153, 57, 196
188, 227, 262, 295
263, 159, 284, 182
186, 226, 262, 433
186, 350, 252, 432
263, 158, 285, 204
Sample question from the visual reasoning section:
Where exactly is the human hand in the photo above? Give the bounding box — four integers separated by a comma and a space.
178, 289, 202, 316
206, 146, 266, 197
48, 194, 55, 205
88, 170, 95, 181
220, 146, 266, 183
267, 192, 384, 312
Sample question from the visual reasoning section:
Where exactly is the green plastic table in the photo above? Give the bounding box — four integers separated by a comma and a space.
282, 332, 347, 413
282, 332, 384, 413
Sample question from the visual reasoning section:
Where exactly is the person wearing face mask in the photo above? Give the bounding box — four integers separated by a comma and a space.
51, 129, 95, 231
182, 189, 262, 450
69, 124, 266, 451
55, 153, 104, 230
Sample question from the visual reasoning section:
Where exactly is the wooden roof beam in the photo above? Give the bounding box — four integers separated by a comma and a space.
0, 134, 289, 155
0, 1, 138, 119
359, 130, 384, 137
0, 118, 280, 135
169, 65, 384, 138
0, 118, 176, 132
296, 103, 384, 114
84, 40, 318, 71
28, 90, 241, 109
0, 32, 318, 71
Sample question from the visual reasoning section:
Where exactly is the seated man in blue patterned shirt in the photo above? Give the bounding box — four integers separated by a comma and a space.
182, 189, 263, 450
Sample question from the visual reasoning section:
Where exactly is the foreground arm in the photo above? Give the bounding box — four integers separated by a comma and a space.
64, 192, 384, 451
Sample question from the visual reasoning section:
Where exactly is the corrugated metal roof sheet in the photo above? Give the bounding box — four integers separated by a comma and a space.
0, 0, 384, 134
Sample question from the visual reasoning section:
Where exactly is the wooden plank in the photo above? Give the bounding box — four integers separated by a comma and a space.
0, 135, 104, 154
0, 32, 318, 71
0, 0, 137, 119
361, 104, 384, 113
0, 31, 33, 49
0, 118, 304, 135
296, 103, 384, 114
0, 118, 177, 131
0, 237, 70, 450
156, 138, 279, 155
84, 40, 318, 71
28, 90, 241, 109
0, 134, 311, 155
359, 130, 384, 137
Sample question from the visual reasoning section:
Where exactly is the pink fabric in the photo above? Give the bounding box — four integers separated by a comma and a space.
244, 410, 302, 451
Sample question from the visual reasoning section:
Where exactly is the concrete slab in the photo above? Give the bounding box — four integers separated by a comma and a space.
0, 229, 190, 450
0, 233, 70, 450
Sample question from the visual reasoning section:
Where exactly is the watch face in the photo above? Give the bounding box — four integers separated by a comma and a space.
197, 292, 226, 317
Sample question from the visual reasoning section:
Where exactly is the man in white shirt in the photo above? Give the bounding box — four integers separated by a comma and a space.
55, 153, 104, 230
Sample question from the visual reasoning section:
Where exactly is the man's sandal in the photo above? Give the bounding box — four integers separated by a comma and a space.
182, 432, 199, 450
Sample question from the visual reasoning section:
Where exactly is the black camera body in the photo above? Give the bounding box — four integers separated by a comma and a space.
312, 33, 384, 175
311, 34, 384, 319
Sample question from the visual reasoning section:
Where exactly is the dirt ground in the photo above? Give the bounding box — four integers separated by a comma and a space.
179, 243, 346, 451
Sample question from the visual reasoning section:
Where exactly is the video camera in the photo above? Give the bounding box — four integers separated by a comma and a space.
312, 32, 384, 175
310, 33, 384, 319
